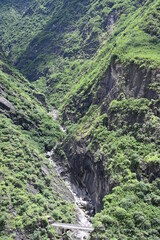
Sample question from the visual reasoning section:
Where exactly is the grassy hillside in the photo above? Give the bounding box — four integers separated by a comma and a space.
0, 51, 75, 239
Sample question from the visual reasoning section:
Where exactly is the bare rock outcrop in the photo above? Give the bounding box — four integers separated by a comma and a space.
0, 96, 15, 113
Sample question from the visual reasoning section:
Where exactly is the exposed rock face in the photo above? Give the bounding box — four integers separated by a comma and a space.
103, 10, 119, 33
63, 57, 160, 124
0, 84, 37, 130
0, 96, 15, 113
99, 59, 160, 139
62, 58, 160, 213
99, 58, 160, 113
64, 139, 107, 212
142, 161, 160, 183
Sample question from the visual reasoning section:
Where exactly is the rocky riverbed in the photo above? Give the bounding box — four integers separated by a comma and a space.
46, 148, 93, 240
47, 108, 93, 239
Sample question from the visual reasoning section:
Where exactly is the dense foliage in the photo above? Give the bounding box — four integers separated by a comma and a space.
92, 180, 160, 240
64, 95, 160, 239
0, 116, 75, 239
0, 0, 159, 107
0, 0, 160, 239
0, 54, 75, 239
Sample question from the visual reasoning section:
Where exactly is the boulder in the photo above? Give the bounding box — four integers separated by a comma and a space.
0, 96, 15, 113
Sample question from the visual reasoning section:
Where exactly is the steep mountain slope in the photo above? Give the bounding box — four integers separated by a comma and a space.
1, 0, 159, 106
0, 0, 63, 63
55, 1, 160, 239
0, 50, 75, 239
0, 0, 160, 239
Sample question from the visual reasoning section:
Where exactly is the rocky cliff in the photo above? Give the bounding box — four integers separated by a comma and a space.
60, 56, 160, 209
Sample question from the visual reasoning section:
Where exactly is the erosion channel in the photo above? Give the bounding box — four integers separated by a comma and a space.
47, 108, 94, 240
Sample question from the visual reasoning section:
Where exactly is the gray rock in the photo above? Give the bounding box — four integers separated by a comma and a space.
0, 96, 15, 113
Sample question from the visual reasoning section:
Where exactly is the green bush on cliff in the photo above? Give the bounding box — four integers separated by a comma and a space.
110, 98, 150, 113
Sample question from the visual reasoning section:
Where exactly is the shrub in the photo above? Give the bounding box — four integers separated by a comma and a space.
114, 207, 128, 220
101, 215, 115, 225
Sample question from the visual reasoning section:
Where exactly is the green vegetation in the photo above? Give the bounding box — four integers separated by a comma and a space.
0, 56, 63, 151
0, 0, 62, 63
92, 179, 160, 240
110, 98, 150, 113
0, 54, 75, 239
0, 0, 160, 239
0, 116, 75, 239
0, 0, 159, 107
65, 97, 160, 238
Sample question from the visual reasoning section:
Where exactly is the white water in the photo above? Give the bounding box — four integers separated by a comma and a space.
47, 108, 93, 239
46, 149, 92, 240
48, 108, 66, 132
65, 180, 92, 239
46, 147, 92, 240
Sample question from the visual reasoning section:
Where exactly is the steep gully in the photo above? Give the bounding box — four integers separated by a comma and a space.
46, 108, 94, 240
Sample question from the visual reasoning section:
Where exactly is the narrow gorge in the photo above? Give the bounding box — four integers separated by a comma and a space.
47, 108, 94, 239
0, 0, 160, 240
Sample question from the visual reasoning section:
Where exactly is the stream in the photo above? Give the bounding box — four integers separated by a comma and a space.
47, 108, 93, 239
